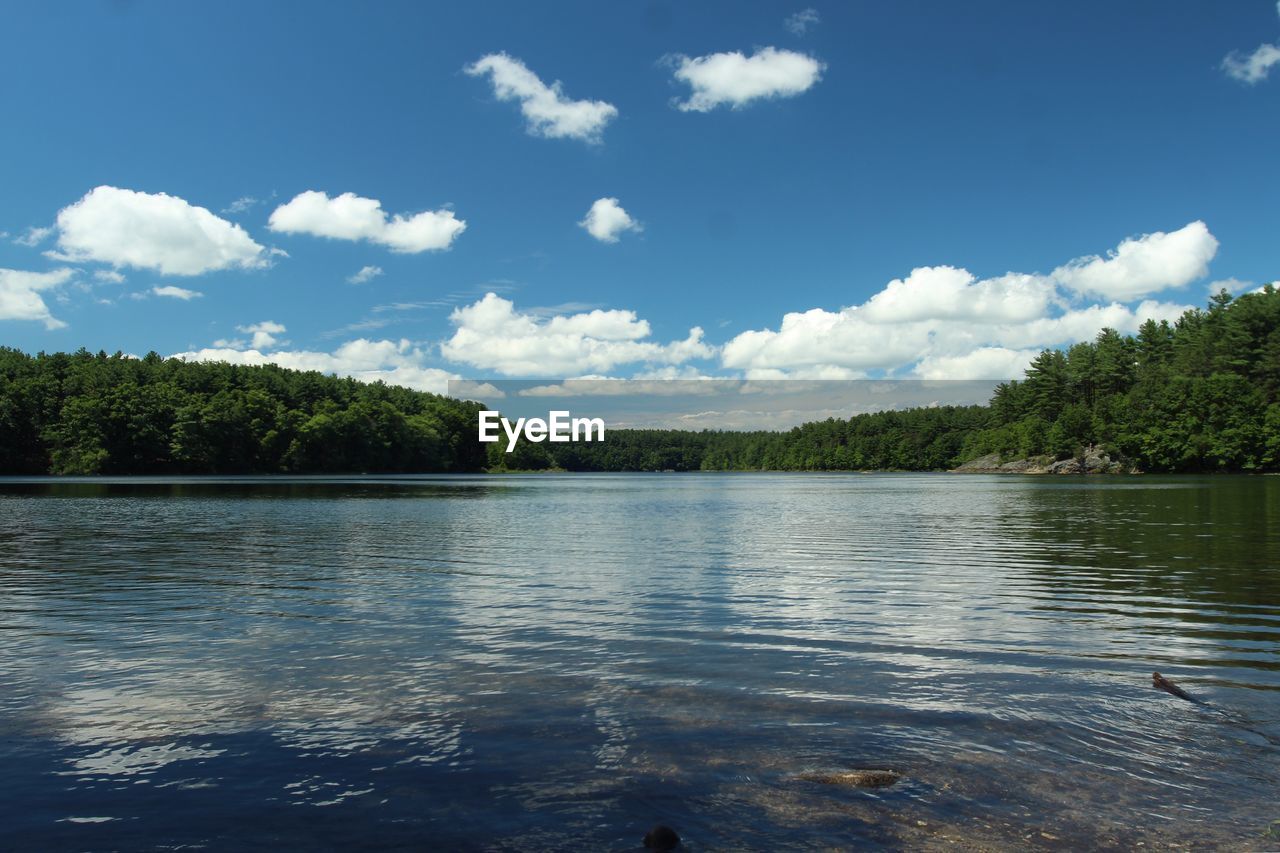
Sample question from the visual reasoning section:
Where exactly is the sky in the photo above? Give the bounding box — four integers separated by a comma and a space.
1, 0, 1278, 395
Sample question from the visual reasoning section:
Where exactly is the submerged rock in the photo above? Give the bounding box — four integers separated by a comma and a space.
796, 769, 902, 788
643, 824, 681, 850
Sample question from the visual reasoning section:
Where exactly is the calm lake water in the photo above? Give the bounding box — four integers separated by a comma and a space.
1, 473, 1278, 850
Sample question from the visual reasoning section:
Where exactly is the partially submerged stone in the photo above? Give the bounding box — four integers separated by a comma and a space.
643, 824, 681, 850
797, 769, 902, 788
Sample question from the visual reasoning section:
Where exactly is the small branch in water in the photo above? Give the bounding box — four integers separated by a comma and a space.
1151, 671, 1280, 747
1152, 672, 1197, 703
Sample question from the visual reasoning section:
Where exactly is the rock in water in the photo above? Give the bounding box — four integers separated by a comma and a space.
797, 769, 902, 788
643, 824, 680, 850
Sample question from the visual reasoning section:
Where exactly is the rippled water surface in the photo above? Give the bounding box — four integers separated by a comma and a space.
1, 474, 1278, 850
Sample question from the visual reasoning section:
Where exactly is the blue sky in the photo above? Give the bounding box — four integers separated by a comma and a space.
1, 0, 1277, 392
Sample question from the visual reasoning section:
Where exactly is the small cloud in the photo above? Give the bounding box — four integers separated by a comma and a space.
347, 264, 384, 284
784, 8, 820, 36
1207, 277, 1255, 295
464, 52, 618, 143
13, 226, 53, 247
236, 320, 287, 350
320, 316, 397, 339
152, 285, 203, 300
0, 267, 75, 329
222, 195, 260, 215
579, 198, 642, 243
269, 191, 465, 253
1222, 42, 1280, 84
372, 300, 451, 314
94, 270, 126, 283
667, 47, 826, 112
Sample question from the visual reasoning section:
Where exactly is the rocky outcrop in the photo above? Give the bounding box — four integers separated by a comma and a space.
950, 453, 1052, 474
951, 446, 1136, 474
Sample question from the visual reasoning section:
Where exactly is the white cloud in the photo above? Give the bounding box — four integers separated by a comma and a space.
719, 224, 1210, 379
93, 270, 126, 283
440, 292, 714, 376
579, 197, 642, 243
347, 264, 384, 284
669, 47, 825, 112
914, 347, 1041, 381
173, 338, 459, 395
52, 186, 269, 275
1050, 221, 1218, 300
1222, 42, 1280, 84
268, 191, 465, 253
0, 267, 75, 329
152, 285, 202, 300
860, 267, 1056, 324
1208, 277, 1255, 295
784, 8, 820, 36
13, 226, 53, 247
464, 53, 618, 142
722, 297, 1194, 379
236, 321, 287, 350
222, 195, 260, 215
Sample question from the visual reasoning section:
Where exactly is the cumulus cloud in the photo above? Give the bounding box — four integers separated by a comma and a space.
94, 270, 126, 283
1222, 42, 1280, 84
784, 8, 820, 36
669, 47, 825, 111
52, 186, 269, 275
173, 338, 460, 395
723, 295, 1191, 380
152, 285, 202, 300
1050, 221, 1218, 300
465, 53, 618, 142
235, 321, 287, 350
913, 347, 1042, 381
1209, 277, 1255, 295
440, 292, 714, 376
347, 264, 384, 284
0, 268, 75, 329
579, 197, 642, 243
861, 267, 1056, 324
268, 191, 466, 253
719, 223, 1212, 379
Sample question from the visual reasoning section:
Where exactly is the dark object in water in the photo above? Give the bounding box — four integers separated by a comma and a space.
1151, 672, 1280, 746
644, 824, 680, 850
797, 769, 901, 788
1153, 671, 1198, 703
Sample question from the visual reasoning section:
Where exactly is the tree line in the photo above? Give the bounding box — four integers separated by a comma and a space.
3, 286, 1277, 476
0, 349, 486, 474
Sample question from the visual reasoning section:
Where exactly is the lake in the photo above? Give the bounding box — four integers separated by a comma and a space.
1, 473, 1277, 850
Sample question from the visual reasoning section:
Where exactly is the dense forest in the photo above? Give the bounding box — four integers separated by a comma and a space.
495, 286, 1280, 474
2, 286, 1277, 475
0, 349, 486, 474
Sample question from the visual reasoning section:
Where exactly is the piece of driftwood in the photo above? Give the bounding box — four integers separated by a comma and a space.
1152, 671, 1198, 703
